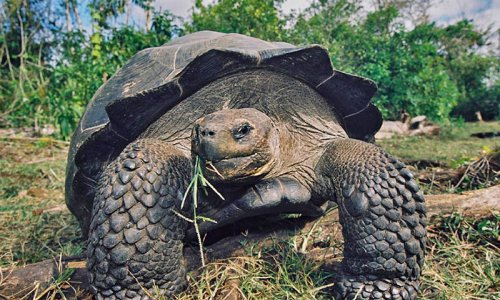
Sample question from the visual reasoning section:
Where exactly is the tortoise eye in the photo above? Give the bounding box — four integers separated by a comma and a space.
233, 124, 253, 140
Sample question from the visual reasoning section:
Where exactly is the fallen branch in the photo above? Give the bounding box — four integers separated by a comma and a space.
1, 185, 499, 298
425, 185, 500, 218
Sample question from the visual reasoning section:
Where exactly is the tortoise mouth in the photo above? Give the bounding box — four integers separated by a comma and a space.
197, 154, 270, 183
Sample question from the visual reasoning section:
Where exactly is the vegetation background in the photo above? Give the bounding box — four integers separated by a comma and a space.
0, 0, 498, 139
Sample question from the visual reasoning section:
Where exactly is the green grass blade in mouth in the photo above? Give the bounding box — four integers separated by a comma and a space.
179, 156, 225, 266
200, 177, 225, 201
181, 179, 195, 209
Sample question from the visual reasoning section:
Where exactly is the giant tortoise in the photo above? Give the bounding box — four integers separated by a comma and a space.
66, 31, 426, 299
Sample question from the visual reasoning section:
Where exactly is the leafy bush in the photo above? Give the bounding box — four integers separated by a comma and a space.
452, 81, 500, 121
0, 0, 497, 139
1, 1, 177, 138
185, 0, 285, 40
287, 4, 464, 123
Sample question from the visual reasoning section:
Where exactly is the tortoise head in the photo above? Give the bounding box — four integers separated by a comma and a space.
191, 108, 279, 183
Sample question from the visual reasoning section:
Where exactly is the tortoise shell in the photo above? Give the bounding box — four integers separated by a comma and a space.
65, 31, 381, 234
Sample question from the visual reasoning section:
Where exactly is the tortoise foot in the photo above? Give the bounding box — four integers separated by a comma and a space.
88, 139, 191, 299
333, 274, 419, 300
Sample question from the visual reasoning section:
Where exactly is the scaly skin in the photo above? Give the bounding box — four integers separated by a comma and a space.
87, 136, 426, 299
87, 139, 191, 299
314, 139, 426, 300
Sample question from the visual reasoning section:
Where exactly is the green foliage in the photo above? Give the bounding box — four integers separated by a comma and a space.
439, 20, 499, 121
185, 0, 285, 40
90, 0, 154, 29
287, 3, 463, 122
0, 0, 53, 129
1, 1, 178, 138
0, 0, 498, 138
453, 81, 500, 121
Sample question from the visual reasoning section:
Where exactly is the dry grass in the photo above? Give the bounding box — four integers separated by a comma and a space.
0, 137, 83, 268
379, 121, 500, 194
175, 241, 339, 300
0, 126, 498, 299
378, 121, 500, 163
172, 213, 499, 300
421, 214, 499, 299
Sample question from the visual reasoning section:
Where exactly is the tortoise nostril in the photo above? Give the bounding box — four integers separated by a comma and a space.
200, 129, 215, 137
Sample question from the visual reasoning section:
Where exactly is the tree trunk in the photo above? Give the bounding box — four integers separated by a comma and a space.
1, 185, 498, 298
144, 0, 152, 31
71, 0, 83, 33
65, 0, 72, 32
125, 0, 130, 26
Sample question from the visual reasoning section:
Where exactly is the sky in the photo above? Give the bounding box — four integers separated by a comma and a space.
143, 0, 499, 33
427, 0, 499, 30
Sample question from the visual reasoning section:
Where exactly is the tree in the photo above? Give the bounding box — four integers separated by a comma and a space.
370, 0, 434, 25
437, 20, 498, 120
1, 0, 179, 137
288, 2, 461, 122
185, 0, 285, 40
48, 10, 178, 137
0, 0, 54, 128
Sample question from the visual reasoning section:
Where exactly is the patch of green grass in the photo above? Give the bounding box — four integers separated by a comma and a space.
0, 199, 82, 266
174, 238, 337, 300
172, 213, 500, 300
421, 214, 500, 299
378, 121, 500, 163
0, 138, 83, 267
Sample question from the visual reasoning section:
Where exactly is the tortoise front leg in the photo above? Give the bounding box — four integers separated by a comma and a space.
314, 139, 426, 300
87, 139, 191, 299
186, 177, 329, 239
